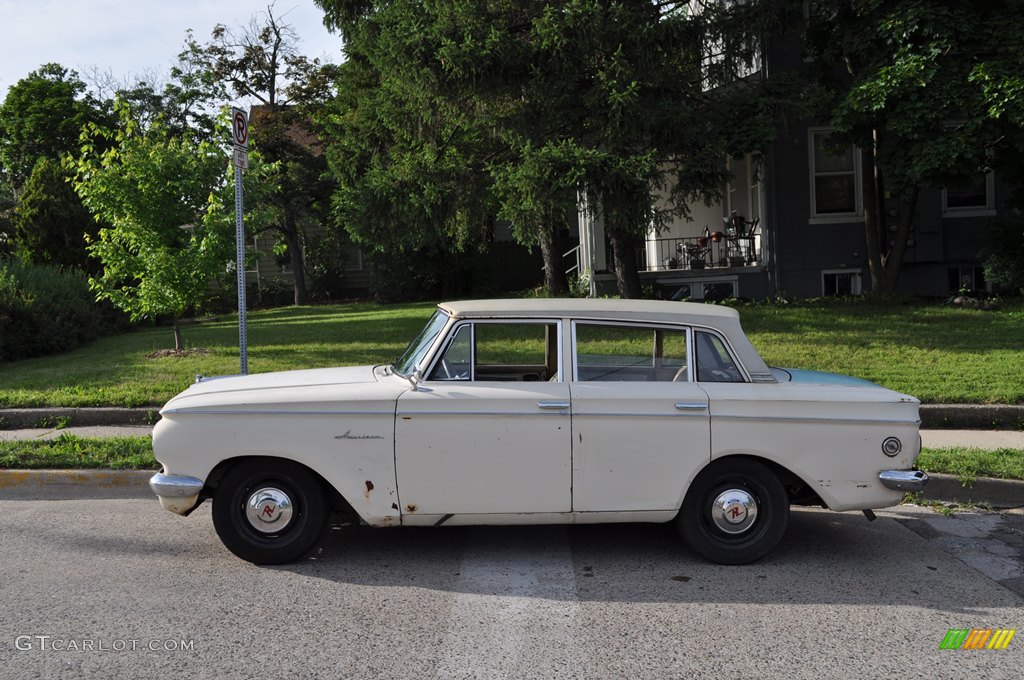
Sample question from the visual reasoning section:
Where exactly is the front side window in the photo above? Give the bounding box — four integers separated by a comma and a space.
575, 324, 689, 382
695, 331, 744, 383
810, 130, 859, 217
429, 322, 558, 382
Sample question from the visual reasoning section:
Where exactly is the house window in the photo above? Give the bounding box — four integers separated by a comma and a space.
942, 173, 995, 216
809, 129, 860, 219
343, 245, 363, 271
700, 280, 737, 301
947, 266, 987, 294
822, 269, 862, 296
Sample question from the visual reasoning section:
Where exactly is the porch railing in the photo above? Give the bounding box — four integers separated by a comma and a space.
636, 234, 759, 273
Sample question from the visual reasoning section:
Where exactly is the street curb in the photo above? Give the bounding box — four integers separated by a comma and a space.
920, 404, 1024, 430
0, 469, 156, 500
0, 468, 1020, 509
920, 473, 1024, 510
0, 408, 160, 430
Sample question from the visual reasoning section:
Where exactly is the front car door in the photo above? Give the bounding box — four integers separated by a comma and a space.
569, 321, 711, 512
395, 319, 572, 518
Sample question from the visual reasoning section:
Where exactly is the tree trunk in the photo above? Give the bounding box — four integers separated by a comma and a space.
882, 188, 920, 292
608, 229, 643, 299
861, 131, 918, 295
539, 226, 570, 296
283, 207, 308, 306
172, 318, 183, 352
861, 139, 886, 293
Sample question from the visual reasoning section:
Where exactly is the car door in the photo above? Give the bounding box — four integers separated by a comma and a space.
569, 321, 711, 512
394, 319, 572, 516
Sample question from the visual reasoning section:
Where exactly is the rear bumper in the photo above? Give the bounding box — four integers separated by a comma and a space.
149, 472, 204, 515
879, 469, 929, 492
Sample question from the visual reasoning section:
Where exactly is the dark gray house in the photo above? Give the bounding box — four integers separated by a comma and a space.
577, 27, 1006, 300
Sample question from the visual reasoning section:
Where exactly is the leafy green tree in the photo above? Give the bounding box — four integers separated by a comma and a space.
803, 0, 1024, 293
12, 157, 96, 270
319, 0, 774, 298
72, 104, 235, 350
198, 3, 340, 305
0, 64, 108, 189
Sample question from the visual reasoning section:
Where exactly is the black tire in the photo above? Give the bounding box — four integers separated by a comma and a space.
212, 459, 328, 565
678, 458, 789, 565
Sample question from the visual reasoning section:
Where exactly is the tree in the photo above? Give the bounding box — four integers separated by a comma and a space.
803, 0, 1024, 294
199, 3, 339, 306
319, 0, 774, 298
12, 157, 96, 270
72, 103, 235, 350
0, 64, 108, 189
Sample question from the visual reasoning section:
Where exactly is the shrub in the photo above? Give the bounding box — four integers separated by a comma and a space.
0, 259, 126, 361
983, 209, 1024, 295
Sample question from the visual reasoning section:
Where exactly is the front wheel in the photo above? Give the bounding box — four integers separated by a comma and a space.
678, 458, 789, 565
212, 460, 328, 565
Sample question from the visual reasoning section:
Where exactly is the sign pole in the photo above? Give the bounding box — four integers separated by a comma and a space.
231, 107, 250, 375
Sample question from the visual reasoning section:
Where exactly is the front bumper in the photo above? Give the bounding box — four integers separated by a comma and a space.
878, 469, 929, 492
149, 472, 205, 515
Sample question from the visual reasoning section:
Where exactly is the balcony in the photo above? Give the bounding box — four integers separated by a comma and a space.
637, 234, 760, 273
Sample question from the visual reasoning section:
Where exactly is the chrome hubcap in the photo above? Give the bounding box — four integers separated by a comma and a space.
245, 487, 294, 534
710, 488, 758, 535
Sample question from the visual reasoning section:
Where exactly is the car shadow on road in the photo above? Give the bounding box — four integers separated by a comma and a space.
266, 507, 1023, 612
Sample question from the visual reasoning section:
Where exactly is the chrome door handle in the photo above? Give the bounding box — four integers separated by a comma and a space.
675, 402, 708, 411
537, 401, 570, 410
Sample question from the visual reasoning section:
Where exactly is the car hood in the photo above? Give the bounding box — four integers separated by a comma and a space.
159, 365, 406, 415
769, 367, 883, 388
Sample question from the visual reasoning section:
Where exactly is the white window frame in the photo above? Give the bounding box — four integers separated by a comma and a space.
821, 269, 863, 296
808, 127, 863, 223
942, 172, 996, 218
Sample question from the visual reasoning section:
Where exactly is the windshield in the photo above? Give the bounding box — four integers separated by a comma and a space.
393, 310, 449, 377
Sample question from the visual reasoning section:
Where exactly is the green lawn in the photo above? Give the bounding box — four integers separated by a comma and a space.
0, 298, 1021, 408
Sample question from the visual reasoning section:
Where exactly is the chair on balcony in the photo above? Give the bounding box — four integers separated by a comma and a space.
723, 213, 759, 266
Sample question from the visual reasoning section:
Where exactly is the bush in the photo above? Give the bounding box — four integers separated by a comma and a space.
0, 259, 126, 361
983, 209, 1024, 295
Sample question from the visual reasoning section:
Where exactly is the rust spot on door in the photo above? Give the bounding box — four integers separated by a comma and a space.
364, 480, 374, 499
405, 503, 418, 513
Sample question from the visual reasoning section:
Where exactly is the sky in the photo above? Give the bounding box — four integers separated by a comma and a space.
0, 0, 343, 100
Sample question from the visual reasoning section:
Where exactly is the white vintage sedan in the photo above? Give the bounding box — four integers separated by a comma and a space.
150, 299, 926, 565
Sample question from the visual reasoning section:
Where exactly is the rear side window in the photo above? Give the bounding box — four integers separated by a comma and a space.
575, 324, 688, 382
695, 331, 744, 382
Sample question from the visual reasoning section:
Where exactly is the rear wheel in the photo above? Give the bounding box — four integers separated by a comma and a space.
678, 458, 789, 565
212, 460, 327, 565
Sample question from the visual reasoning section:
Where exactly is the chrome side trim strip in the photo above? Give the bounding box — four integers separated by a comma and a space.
878, 469, 929, 491
161, 409, 395, 416
572, 411, 707, 418
150, 473, 204, 498
711, 414, 920, 426
537, 401, 570, 410
399, 411, 568, 417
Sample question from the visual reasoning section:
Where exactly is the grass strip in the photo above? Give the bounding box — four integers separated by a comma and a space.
916, 446, 1024, 484
0, 435, 156, 470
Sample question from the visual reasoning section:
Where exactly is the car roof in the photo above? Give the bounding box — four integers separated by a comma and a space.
438, 298, 775, 382
439, 298, 739, 324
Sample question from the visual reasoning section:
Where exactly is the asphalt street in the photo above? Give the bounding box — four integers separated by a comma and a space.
0, 499, 1021, 679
